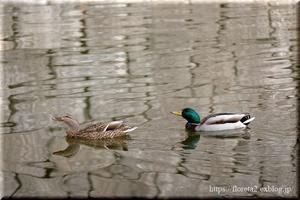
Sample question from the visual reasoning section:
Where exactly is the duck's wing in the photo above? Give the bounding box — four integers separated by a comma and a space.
81, 122, 108, 132
82, 121, 124, 132
102, 126, 138, 138
102, 121, 124, 132
201, 113, 248, 125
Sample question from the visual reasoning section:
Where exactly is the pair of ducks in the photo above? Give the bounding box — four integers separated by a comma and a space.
53, 108, 255, 140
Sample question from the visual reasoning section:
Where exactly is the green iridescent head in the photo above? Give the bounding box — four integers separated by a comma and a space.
171, 107, 201, 124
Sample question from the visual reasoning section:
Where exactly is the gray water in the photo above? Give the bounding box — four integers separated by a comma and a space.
1, 1, 298, 198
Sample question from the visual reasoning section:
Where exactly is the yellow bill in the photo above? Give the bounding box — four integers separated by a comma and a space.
171, 111, 182, 116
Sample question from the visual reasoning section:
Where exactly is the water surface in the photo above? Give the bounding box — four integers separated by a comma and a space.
1, 1, 298, 198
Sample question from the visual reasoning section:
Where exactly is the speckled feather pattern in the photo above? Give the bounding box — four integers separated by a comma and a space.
80, 122, 130, 132
67, 129, 129, 140
80, 122, 108, 132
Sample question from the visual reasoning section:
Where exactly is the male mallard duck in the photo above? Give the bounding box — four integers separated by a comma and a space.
52, 114, 137, 140
171, 108, 255, 132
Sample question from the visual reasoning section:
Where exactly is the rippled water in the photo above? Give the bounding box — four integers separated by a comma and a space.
1, 1, 298, 198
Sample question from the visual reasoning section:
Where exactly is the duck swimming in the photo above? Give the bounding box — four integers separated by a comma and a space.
52, 114, 137, 140
171, 108, 255, 132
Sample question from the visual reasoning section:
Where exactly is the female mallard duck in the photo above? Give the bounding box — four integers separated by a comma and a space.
52, 114, 137, 140
171, 108, 255, 132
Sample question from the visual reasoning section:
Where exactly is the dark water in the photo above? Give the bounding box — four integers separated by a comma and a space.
1, 1, 298, 198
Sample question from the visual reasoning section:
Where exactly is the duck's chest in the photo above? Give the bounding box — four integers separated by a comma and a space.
185, 123, 200, 132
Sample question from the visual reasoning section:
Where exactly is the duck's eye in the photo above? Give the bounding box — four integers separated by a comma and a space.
64, 115, 71, 118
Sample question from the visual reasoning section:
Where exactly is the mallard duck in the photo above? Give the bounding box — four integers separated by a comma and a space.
52, 114, 137, 140
171, 108, 255, 132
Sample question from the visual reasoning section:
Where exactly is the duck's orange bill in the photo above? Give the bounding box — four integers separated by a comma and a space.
171, 111, 182, 116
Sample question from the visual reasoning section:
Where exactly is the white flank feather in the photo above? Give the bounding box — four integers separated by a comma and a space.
124, 127, 138, 133
242, 117, 255, 124
103, 121, 124, 132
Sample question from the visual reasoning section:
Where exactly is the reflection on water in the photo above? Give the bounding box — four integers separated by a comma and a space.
1, 1, 298, 198
180, 134, 201, 150
53, 136, 129, 158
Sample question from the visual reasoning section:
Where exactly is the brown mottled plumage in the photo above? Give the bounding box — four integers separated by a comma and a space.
52, 114, 137, 140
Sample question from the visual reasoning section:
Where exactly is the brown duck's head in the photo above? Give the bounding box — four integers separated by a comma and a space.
52, 114, 73, 122
52, 114, 80, 132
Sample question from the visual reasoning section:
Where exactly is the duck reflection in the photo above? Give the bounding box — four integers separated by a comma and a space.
179, 128, 251, 150
53, 136, 129, 157
181, 134, 201, 150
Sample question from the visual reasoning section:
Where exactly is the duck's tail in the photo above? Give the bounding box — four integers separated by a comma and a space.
124, 127, 138, 133
240, 114, 255, 125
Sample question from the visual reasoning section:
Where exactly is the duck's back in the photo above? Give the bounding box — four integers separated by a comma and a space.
80, 122, 108, 132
